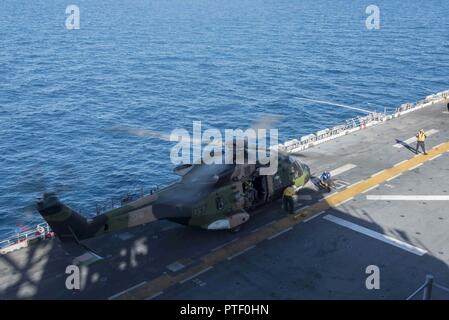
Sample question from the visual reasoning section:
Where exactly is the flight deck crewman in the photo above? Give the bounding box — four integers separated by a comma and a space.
283, 186, 295, 214
415, 129, 428, 155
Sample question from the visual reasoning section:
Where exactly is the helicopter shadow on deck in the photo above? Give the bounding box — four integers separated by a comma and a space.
291, 176, 341, 207
1, 190, 449, 299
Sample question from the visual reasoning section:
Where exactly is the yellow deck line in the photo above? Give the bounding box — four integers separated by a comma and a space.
115, 141, 449, 300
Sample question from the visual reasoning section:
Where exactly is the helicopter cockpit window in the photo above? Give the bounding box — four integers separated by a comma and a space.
292, 161, 303, 178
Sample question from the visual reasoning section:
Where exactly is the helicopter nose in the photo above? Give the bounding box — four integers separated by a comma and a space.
304, 164, 310, 173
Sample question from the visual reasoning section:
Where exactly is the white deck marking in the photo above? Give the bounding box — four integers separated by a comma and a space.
386, 173, 402, 182
108, 281, 147, 300
166, 261, 185, 272
211, 238, 239, 252
393, 129, 438, 148
250, 220, 277, 233
323, 215, 427, 256
227, 245, 256, 260
117, 232, 134, 241
367, 195, 449, 201
192, 278, 207, 287
304, 210, 326, 223
267, 227, 293, 240
251, 227, 262, 233
144, 291, 163, 300
350, 180, 364, 187
334, 180, 351, 190
324, 192, 336, 199
371, 169, 386, 177
408, 163, 423, 171
429, 154, 442, 161
434, 142, 446, 149
361, 184, 379, 194
329, 164, 357, 177
394, 159, 408, 167
179, 266, 214, 284
335, 197, 354, 206
294, 205, 310, 213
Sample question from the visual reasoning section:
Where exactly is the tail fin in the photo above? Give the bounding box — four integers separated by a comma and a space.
36, 192, 105, 243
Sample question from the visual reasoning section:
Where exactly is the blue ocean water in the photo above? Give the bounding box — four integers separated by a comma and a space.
0, 0, 448, 237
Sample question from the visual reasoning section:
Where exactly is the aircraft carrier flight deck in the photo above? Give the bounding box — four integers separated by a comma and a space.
1, 93, 449, 300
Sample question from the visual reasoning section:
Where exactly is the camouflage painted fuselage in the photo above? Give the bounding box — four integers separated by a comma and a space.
37, 157, 310, 243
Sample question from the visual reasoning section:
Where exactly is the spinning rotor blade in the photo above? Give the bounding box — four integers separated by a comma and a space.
109, 126, 224, 147
109, 126, 171, 141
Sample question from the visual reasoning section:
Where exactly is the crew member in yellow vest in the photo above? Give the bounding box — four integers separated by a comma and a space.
282, 186, 295, 214
415, 129, 428, 155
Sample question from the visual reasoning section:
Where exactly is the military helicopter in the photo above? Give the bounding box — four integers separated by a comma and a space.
36, 117, 311, 253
